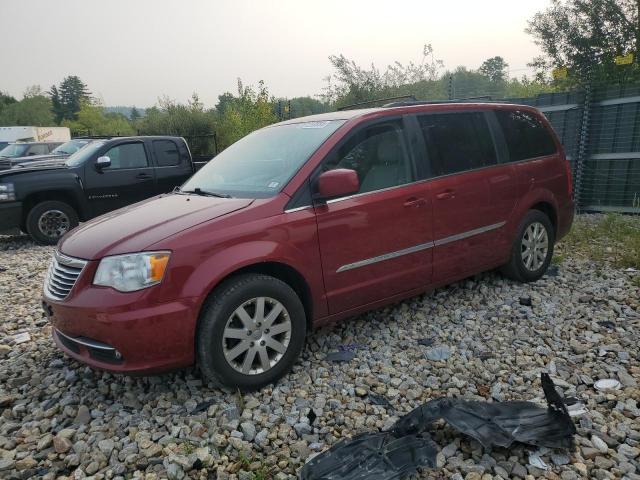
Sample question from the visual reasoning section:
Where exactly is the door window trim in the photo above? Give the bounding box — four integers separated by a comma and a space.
410, 110, 502, 179
285, 115, 422, 210
98, 140, 151, 172
151, 139, 183, 168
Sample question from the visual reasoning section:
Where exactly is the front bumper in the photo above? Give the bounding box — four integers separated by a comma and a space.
44, 289, 201, 374
0, 201, 22, 232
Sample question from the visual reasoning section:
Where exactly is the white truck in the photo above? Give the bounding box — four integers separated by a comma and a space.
0, 126, 71, 144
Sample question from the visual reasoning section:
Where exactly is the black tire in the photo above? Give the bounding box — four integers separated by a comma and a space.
26, 200, 79, 245
501, 210, 555, 283
196, 273, 307, 391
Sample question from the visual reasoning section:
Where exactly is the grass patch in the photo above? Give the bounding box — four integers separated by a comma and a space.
558, 213, 640, 269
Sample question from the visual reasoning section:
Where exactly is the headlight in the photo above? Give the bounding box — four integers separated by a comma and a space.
0, 183, 15, 201
94, 251, 170, 292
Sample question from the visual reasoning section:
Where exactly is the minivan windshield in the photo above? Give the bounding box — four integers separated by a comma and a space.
0, 144, 29, 158
65, 141, 105, 167
181, 120, 345, 198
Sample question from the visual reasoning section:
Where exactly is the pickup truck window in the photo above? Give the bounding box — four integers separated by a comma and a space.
0, 144, 29, 158
102, 143, 148, 169
66, 141, 106, 167
153, 140, 180, 166
182, 120, 345, 198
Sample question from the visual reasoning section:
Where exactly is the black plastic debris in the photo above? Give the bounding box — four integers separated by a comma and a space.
337, 343, 365, 352
597, 320, 615, 329
191, 399, 216, 414
394, 373, 575, 449
307, 409, 318, 425
368, 393, 394, 410
519, 296, 532, 306
299, 431, 438, 480
416, 338, 434, 347
299, 374, 575, 479
325, 350, 356, 362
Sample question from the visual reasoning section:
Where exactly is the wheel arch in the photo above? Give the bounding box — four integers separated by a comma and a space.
529, 201, 557, 234
22, 189, 85, 227
196, 260, 314, 331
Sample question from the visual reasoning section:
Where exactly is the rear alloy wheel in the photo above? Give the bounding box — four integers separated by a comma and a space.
197, 274, 306, 390
26, 200, 79, 245
521, 222, 549, 271
501, 210, 555, 282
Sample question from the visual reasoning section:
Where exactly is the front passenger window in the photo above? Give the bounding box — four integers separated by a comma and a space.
322, 120, 413, 194
102, 143, 148, 170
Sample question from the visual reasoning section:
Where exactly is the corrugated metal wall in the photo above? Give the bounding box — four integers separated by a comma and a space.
502, 86, 640, 213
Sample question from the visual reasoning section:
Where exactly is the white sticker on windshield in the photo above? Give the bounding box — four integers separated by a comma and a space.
268, 181, 280, 189
299, 121, 331, 129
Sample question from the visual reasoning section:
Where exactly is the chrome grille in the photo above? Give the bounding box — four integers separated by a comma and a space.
44, 251, 87, 300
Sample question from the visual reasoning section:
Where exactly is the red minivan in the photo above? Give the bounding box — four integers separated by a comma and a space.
43, 103, 574, 390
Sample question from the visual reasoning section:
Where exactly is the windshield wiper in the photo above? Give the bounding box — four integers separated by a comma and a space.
178, 187, 231, 198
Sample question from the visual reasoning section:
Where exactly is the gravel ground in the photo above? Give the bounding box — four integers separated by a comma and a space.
0, 215, 639, 480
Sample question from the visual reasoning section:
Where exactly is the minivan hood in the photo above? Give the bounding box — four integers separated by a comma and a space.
59, 194, 254, 260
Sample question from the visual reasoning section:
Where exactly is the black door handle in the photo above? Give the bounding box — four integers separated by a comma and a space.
135, 173, 152, 180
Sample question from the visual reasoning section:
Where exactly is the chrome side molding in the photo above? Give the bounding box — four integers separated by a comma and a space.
336, 221, 506, 273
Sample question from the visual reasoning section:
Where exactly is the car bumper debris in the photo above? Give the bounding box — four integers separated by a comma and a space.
299, 373, 576, 480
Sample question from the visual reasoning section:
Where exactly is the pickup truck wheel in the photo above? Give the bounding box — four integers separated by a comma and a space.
197, 274, 307, 391
26, 200, 79, 245
501, 210, 555, 283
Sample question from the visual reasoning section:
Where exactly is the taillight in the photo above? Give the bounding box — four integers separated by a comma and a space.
564, 157, 573, 198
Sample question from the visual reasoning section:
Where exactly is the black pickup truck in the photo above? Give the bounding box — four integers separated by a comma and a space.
0, 136, 206, 244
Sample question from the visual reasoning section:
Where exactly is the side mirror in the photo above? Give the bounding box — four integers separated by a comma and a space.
315, 169, 359, 202
95, 156, 111, 171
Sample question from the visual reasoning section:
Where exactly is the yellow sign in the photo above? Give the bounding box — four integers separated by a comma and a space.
552, 67, 568, 79
615, 53, 634, 65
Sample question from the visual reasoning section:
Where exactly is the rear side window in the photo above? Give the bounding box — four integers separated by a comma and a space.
28, 144, 49, 155
153, 140, 181, 166
417, 112, 496, 176
495, 110, 556, 162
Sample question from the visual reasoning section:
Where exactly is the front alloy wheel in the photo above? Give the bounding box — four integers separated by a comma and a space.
26, 200, 79, 245
38, 209, 71, 241
197, 274, 306, 390
222, 297, 292, 375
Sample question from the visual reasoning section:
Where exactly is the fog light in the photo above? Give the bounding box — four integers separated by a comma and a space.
114, 350, 122, 360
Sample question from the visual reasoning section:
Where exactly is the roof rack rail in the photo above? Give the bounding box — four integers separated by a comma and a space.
383, 95, 494, 108
336, 95, 418, 111
72, 135, 116, 139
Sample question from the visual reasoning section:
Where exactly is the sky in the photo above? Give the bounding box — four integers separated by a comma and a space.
0, 0, 551, 107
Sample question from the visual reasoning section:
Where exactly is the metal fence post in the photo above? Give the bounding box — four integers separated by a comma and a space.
574, 67, 593, 212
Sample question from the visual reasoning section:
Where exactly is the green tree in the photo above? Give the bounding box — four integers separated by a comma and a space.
526, 0, 640, 80
49, 75, 91, 122
0, 91, 17, 114
130, 106, 141, 122
138, 93, 216, 155
0, 93, 55, 126
62, 100, 134, 136
281, 97, 328, 118
478, 56, 509, 82
214, 80, 278, 150
322, 44, 444, 107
